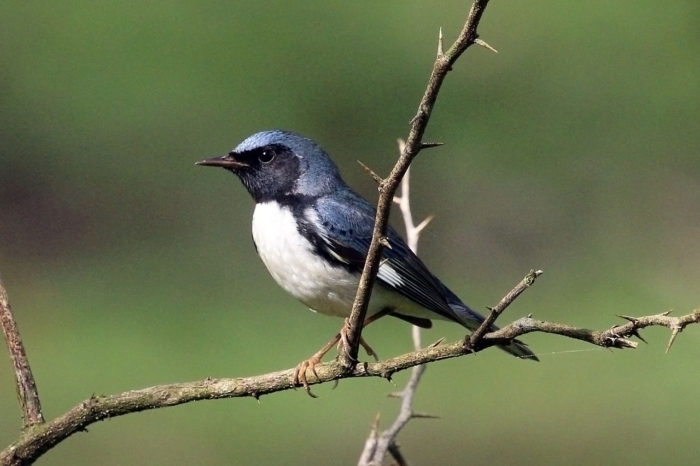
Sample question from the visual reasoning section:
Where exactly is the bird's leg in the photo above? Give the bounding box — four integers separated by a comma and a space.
358, 336, 379, 361
293, 333, 341, 397
338, 309, 390, 362
294, 310, 390, 396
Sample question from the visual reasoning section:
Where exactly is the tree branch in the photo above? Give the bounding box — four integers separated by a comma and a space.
468, 269, 543, 351
358, 159, 434, 465
341, 0, 492, 366
0, 274, 44, 429
4, 267, 697, 465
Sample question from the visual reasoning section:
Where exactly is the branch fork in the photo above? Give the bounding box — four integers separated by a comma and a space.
341, 0, 494, 372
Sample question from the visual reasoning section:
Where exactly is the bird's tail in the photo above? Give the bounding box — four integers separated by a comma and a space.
497, 338, 538, 361
449, 302, 539, 362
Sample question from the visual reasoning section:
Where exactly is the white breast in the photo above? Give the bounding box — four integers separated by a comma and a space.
251, 202, 360, 317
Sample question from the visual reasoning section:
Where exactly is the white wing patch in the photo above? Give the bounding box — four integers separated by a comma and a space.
378, 263, 404, 287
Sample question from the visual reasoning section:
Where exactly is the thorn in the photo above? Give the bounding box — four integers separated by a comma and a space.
388, 443, 408, 466
382, 369, 394, 382
617, 314, 639, 323
631, 329, 647, 344
437, 27, 444, 58
415, 215, 434, 234
357, 160, 383, 184
379, 236, 392, 249
429, 337, 445, 348
420, 142, 444, 150
393, 196, 402, 205
411, 412, 440, 420
474, 38, 498, 53
387, 391, 402, 399
666, 326, 681, 353
661, 309, 673, 317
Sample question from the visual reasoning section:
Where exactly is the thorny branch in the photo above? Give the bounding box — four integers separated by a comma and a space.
341, 0, 492, 367
358, 159, 434, 466
3, 275, 698, 465
468, 269, 543, 351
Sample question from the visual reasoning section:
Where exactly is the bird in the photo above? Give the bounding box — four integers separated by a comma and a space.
196, 130, 537, 390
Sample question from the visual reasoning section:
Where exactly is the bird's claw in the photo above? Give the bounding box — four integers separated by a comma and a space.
293, 356, 322, 398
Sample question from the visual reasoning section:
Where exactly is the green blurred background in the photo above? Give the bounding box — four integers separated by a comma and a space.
1, 1, 698, 464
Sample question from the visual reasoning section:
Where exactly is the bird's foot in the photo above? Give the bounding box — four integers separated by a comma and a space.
292, 316, 382, 397
292, 333, 341, 397
292, 355, 323, 398
337, 319, 359, 366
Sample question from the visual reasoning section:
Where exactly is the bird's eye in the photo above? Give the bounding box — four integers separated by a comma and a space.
259, 149, 275, 164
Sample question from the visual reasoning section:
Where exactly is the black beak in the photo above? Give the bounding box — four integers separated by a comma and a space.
195, 154, 248, 169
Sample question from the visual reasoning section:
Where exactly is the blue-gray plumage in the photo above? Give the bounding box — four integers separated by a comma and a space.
197, 130, 537, 370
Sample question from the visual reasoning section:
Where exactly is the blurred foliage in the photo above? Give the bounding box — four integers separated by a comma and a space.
1, 1, 698, 465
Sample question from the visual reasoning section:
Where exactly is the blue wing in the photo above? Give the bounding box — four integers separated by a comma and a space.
298, 189, 537, 360
304, 190, 486, 328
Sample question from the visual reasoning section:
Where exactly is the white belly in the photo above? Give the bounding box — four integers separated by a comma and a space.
252, 202, 359, 317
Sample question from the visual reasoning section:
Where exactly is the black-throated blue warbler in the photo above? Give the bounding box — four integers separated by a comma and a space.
197, 130, 536, 388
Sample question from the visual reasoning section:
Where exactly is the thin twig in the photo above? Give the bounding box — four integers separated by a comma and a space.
358, 146, 434, 465
357, 415, 381, 466
0, 274, 44, 429
341, 0, 492, 368
468, 269, 543, 350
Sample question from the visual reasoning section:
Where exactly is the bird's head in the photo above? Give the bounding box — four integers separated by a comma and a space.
196, 130, 345, 203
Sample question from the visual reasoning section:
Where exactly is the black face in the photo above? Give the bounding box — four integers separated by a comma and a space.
218, 143, 301, 203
